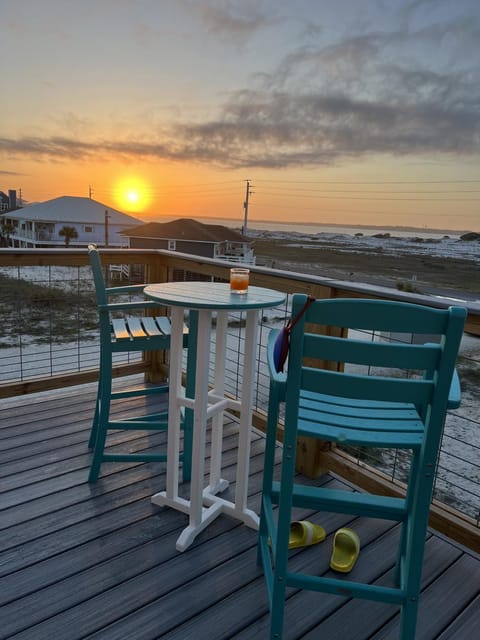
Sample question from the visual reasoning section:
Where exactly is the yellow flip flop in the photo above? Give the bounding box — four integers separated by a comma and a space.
288, 520, 326, 549
330, 527, 360, 573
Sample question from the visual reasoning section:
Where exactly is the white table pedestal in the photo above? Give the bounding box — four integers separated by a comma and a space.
144, 282, 286, 552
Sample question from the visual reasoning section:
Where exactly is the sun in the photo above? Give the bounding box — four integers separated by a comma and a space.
114, 177, 151, 213
126, 190, 139, 203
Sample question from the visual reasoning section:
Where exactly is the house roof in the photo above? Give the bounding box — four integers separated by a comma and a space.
122, 218, 249, 242
7, 196, 142, 226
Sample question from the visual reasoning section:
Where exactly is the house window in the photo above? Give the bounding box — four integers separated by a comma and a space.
168, 240, 176, 250
84, 225, 94, 233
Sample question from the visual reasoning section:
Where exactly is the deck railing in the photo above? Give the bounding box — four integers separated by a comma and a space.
1, 247, 479, 552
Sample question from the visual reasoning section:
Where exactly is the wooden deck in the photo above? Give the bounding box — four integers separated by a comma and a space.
1, 378, 480, 640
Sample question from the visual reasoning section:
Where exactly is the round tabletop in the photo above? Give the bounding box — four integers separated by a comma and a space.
144, 281, 286, 310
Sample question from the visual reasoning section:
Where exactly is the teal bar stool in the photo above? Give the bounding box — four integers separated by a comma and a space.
258, 295, 466, 639
87, 245, 191, 483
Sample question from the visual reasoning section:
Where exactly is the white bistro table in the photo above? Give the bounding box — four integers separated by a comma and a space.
144, 281, 286, 551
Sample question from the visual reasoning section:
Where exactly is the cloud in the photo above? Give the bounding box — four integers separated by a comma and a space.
2, 76, 478, 171
0, 169, 25, 176
193, 0, 282, 42
173, 84, 480, 168
1, 6, 479, 170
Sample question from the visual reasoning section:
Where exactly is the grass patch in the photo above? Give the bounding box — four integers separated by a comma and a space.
0, 273, 98, 347
396, 280, 421, 293
456, 355, 480, 393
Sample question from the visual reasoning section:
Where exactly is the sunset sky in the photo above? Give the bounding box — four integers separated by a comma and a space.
1, 0, 479, 231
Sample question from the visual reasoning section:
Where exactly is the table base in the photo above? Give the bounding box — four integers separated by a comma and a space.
142, 285, 286, 554
151, 480, 259, 552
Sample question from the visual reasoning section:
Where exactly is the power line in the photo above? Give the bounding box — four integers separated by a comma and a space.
255, 187, 480, 194
255, 191, 478, 202
258, 179, 480, 185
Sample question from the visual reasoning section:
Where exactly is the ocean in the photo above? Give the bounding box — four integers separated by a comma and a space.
189, 216, 479, 271
193, 217, 464, 240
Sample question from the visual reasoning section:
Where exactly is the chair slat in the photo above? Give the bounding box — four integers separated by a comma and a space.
141, 316, 163, 336
304, 334, 440, 370
301, 367, 434, 405
300, 389, 412, 410
305, 298, 450, 334
297, 418, 424, 447
298, 406, 423, 433
300, 390, 418, 418
155, 316, 172, 334
111, 318, 130, 340
125, 316, 148, 338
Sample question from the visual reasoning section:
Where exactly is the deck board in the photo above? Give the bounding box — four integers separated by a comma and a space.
1, 378, 479, 639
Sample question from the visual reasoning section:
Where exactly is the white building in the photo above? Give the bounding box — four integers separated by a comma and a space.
1, 196, 142, 248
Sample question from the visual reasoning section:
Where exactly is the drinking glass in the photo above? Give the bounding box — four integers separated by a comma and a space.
230, 268, 250, 294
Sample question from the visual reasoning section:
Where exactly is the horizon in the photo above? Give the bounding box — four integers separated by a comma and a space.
1, 1, 479, 232
14, 193, 478, 236
174, 213, 475, 236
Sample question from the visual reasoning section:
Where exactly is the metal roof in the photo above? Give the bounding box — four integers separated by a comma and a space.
7, 196, 142, 226
122, 218, 249, 242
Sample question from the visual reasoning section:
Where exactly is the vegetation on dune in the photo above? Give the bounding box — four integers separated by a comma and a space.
252, 238, 479, 294
0, 273, 98, 347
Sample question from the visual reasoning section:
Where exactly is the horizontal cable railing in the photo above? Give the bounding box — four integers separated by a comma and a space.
0, 248, 479, 547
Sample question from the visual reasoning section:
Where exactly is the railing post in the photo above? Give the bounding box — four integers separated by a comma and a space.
295, 286, 347, 478
144, 255, 170, 383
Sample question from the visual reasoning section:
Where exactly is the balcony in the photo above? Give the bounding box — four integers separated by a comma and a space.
1, 248, 480, 638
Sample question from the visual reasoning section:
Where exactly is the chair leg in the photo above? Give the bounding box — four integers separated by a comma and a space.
88, 364, 102, 450
88, 359, 112, 483
269, 501, 294, 640
257, 386, 282, 566
400, 598, 420, 640
88, 413, 109, 483
399, 452, 434, 639
270, 581, 287, 639
395, 449, 420, 586
397, 529, 422, 640
269, 404, 298, 639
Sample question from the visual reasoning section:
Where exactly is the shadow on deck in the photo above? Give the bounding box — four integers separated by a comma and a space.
1, 378, 480, 639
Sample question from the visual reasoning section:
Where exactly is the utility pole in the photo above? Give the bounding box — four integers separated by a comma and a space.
104, 209, 110, 247
242, 179, 254, 236
89, 185, 93, 199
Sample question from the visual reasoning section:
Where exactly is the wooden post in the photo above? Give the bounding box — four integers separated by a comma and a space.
294, 286, 347, 478
144, 255, 171, 383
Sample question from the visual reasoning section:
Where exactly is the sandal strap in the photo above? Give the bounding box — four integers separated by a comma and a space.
299, 520, 314, 545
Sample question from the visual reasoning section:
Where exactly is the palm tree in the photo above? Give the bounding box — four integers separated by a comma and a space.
0, 221, 16, 247
59, 225, 78, 247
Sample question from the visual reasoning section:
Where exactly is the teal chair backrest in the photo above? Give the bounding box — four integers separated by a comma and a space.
286, 296, 466, 449
88, 244, 108, 308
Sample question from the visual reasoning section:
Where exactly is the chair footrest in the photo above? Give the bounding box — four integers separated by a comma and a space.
271, 481, 407, 520
101, 452, 170, 463
111, 385, 169, 400
287, 571, 406, 605
107, 419, 169, 430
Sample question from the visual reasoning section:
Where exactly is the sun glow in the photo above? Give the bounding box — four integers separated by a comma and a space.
114, 176, 151, 213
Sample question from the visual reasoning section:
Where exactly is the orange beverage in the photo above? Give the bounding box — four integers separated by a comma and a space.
230, 268, 250, 294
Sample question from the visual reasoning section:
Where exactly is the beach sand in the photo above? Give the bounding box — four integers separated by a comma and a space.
253, 237, 479, 301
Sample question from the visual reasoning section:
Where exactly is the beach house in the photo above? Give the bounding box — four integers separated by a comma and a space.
121, 218, 255, 264
0, 189, 18, 212
1, 195, 142, 248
